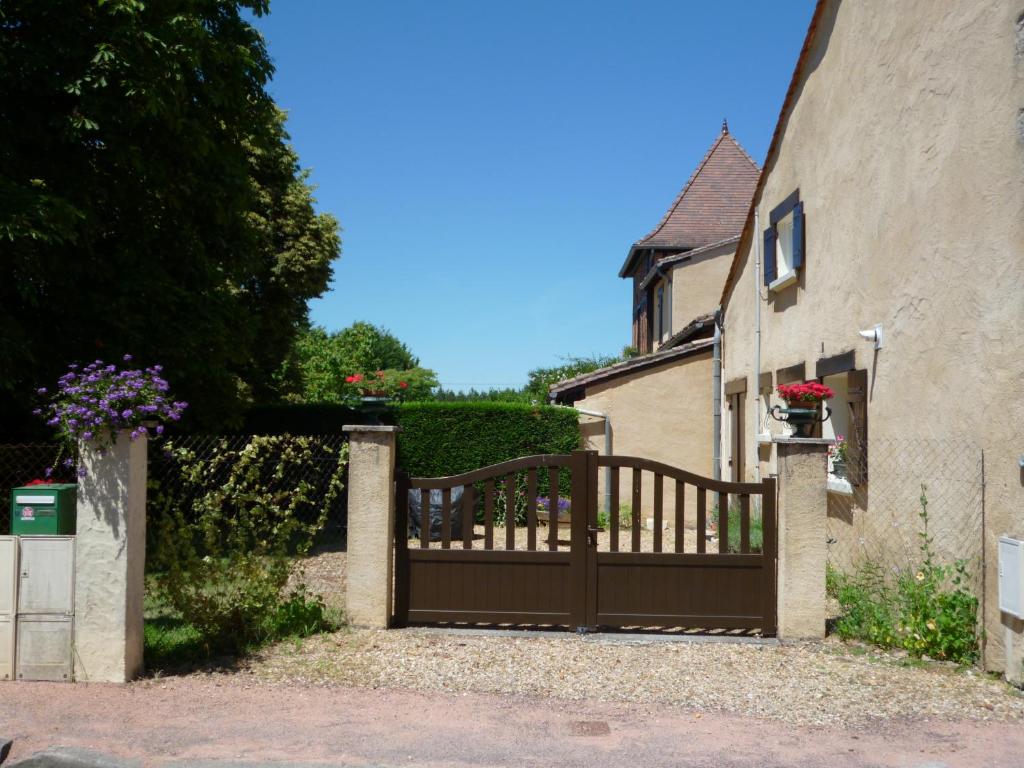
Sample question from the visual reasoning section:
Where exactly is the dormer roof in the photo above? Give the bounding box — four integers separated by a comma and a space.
619, 122, 760, 277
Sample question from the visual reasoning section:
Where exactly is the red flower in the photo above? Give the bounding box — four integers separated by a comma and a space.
399, 381, 408, 389
778, 381, 833, 403
25, 478, 53, 486
352, 373, 364, 383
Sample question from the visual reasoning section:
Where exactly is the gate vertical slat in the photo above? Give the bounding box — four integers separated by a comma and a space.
674, 480, 685, 553
504, 474, 516, 550
569, 451, 590, 629
696, 488, 706, 554
394, 471, 410, 626
740, 494, 750, 554
761, 477, 778, 634
441, 487, 452, 549
610, 467, 620, 552
653, 474, 663, 553
484, 480, 495, 550
526, 468, 538, 551
462, 485, 474, 549
631, 469, 642, 553
718, 492, 729, 554
548, 467, 560, 551
420, 489, 430, 549
585, 450, 599, 628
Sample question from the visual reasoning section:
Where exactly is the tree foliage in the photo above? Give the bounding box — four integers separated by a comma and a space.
287, 322, 434, 403
0, 0, 340, 432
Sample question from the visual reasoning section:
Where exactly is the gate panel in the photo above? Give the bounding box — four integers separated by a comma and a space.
394, 453, 585, 628
595, 553, 766, 628
394, 452, 777, 634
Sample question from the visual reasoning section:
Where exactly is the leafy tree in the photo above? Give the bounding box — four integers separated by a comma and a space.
288, 321, 432, 403
523, 353, 625, 403
0, 0, 339, 432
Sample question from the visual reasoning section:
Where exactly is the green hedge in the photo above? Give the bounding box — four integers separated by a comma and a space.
394, 402, 580, 478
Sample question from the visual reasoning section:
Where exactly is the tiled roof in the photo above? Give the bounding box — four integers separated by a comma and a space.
548, 338, 714, 404
620, 124, 759, 277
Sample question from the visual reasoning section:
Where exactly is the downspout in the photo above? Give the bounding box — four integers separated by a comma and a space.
754, 209, 763, 481
555, 404, 612, 513
712, 310, 722, 486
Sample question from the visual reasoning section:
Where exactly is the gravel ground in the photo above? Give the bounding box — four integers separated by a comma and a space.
224, 628, 1024, 728
267, 543, 1024, 730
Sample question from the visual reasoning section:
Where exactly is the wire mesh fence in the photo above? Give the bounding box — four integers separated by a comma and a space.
0, 443, 77, 532
0, 435, 350, 538
148, 434, 350, 540
826, 436, 985, 596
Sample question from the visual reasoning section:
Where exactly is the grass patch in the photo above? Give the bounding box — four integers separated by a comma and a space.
711, 504, 763, 553
144, 589, 211, 671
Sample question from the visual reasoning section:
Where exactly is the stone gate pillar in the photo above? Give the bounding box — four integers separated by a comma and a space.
75, 431, 147, 683
774, 437, 831, 640
344, 425, 399, 628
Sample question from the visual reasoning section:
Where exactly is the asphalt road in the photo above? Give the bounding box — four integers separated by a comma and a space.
3, 680, 1022, 767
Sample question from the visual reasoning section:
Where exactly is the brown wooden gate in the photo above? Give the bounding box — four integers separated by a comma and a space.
394, 451, 776, 634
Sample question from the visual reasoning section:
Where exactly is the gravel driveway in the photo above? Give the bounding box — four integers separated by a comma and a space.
220, 626, 1024, 729
271, 544, 1024, 731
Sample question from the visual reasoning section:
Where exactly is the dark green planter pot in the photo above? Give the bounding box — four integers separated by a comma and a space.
782, 404, 820, 438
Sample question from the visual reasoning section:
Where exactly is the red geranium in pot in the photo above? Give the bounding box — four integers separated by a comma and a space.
776, 381, 834, 437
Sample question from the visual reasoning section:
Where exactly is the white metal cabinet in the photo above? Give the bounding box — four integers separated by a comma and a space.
0, 536, 15, 681
16, 615, 72, 681
0, 614, 12, 681
17, 536, 74, 615
0, 536, 16, 615
999, 536, 1024, 619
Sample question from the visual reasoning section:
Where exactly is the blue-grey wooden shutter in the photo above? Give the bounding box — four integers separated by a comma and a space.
792, 201, 805, 270
763, 226, 777, 286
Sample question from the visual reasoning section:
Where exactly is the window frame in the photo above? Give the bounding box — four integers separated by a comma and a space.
763, 190, 805, 291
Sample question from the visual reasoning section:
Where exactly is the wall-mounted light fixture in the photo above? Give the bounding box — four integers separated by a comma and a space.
858, 324, 883, 350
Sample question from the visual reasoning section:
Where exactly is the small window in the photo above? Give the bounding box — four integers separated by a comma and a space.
776, 211, 795, 276
763, 191, 804, 291
654, 280, 671, 343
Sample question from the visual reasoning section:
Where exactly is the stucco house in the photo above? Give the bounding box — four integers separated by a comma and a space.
551, 124, 759, 516
717, 0, 1024, 675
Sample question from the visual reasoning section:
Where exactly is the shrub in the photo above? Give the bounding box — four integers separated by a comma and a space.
827, 487, 980, 664
394, 402, 580, 477
150, 435, 348, 654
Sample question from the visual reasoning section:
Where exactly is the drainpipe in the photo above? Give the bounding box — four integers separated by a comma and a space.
555, 404, 612, 513
754, 209, 763, 482
712, 310, 722, 486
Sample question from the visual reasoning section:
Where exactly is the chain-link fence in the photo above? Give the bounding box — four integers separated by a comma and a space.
1, 435, 350, 539
148, 434, 350, 540
826, 436, 985, 595
0, 443, 77, 532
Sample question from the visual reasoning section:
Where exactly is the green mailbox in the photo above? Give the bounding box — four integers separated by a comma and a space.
10, 484, 77, 536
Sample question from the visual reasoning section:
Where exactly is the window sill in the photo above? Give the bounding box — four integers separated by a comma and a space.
827, 476, 853, 496
756, 432, 773, 445
768, 269, 798, 293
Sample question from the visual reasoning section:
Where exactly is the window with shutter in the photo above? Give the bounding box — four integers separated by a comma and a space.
765, 190, 804, 292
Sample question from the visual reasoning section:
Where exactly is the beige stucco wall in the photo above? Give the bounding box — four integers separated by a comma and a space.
344, 426, 397, 629
75, 433, 146, 683
577, 350, 713, 524
721, 0, 1024, 671
671, 243, 736, 333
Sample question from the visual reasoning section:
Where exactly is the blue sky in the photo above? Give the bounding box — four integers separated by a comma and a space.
254, 1, 814, 390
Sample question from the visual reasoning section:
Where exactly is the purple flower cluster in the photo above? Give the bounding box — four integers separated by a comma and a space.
34, 355, 187, 469
536, 496, 571, 512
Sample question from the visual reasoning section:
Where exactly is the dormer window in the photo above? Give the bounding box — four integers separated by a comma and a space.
763, 190, 805, 292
